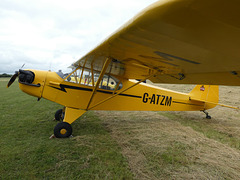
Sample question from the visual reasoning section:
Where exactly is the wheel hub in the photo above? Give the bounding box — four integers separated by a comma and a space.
60, 129, 67, 135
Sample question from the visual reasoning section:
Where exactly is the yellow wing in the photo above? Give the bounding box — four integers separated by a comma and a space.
73, 0, 240, 86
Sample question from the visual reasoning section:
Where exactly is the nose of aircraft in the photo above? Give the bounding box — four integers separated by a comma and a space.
7, 69, 48, 98
7, 69, 35, 87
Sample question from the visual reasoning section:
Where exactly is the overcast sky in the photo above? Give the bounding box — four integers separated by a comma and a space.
0, 0, 158, 74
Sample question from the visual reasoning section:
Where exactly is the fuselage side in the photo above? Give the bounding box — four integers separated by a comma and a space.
18, 69, 215, 112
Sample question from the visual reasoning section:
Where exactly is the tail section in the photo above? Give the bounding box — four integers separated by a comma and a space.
189, 85, 219, 110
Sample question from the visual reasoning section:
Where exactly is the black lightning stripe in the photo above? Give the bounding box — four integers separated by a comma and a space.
49, 84, 142, 99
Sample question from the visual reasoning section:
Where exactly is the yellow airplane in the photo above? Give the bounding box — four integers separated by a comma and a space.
7, 0, 240, 138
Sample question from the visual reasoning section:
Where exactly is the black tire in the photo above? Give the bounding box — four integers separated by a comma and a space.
206, 115, 211, 119
54, 122, 72, 138
55, 109, 64, 121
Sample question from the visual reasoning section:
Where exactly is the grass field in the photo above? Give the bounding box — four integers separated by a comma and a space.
1, 78, 240, 179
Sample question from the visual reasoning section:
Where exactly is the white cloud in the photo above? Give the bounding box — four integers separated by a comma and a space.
0, 0, 158, 74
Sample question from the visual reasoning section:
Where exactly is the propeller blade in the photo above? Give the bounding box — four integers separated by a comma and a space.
21, 63, 25, 69
7, 72, 19, 88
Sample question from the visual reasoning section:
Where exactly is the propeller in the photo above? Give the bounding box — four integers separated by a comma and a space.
7, 64, 30, 88
7, 71, 19, 88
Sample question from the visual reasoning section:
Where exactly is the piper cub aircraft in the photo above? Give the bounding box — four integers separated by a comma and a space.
7, 0, 240, 138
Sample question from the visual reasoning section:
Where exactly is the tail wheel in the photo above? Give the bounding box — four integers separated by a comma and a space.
55, 109, 64, 121
54, 122, 72, 138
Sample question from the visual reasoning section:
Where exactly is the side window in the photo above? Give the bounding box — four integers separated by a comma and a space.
99, 75, 120, 90
64, 68, 122, 91
65, 68, 93, 85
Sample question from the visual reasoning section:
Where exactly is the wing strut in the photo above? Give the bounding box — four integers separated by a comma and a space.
88, 74, 155, 110
79, 58, 88, 83
86, 57, 112, 110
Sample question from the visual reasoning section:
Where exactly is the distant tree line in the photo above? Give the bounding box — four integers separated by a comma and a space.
0, 73, 11, 78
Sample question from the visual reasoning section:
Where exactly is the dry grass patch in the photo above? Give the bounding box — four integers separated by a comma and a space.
153, 83, 240, 145
95, 84, 240, 179
97, 110, 240, 179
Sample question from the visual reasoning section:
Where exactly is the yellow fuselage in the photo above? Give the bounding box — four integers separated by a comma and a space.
19, 69, 216, 112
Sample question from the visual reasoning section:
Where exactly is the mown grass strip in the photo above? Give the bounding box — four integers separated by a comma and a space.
0, 81, 134, 179
159, 112, 240, 150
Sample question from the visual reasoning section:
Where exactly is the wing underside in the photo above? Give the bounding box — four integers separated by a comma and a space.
73, 0, 240, 86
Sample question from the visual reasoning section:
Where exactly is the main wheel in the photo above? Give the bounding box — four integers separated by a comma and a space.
55, 109, 64, 121
54, 122, 72, 138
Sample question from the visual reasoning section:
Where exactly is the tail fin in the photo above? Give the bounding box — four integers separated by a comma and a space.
189, 85, 219, 110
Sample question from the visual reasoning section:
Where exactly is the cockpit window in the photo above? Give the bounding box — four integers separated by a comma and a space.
100, 75, 121, 90
58, 68, 122, 91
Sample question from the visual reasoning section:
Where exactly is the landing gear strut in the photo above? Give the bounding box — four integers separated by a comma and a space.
51, 107, 86, 138
202, 110, 211, 119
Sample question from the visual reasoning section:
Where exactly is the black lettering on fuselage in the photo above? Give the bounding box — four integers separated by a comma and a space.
142, 93, 172, 106
156, 95, 161, 104
143, 93, 149, 103
165, 96, 172, 106
150, 94, 156, 104
160, 95, 165, 105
